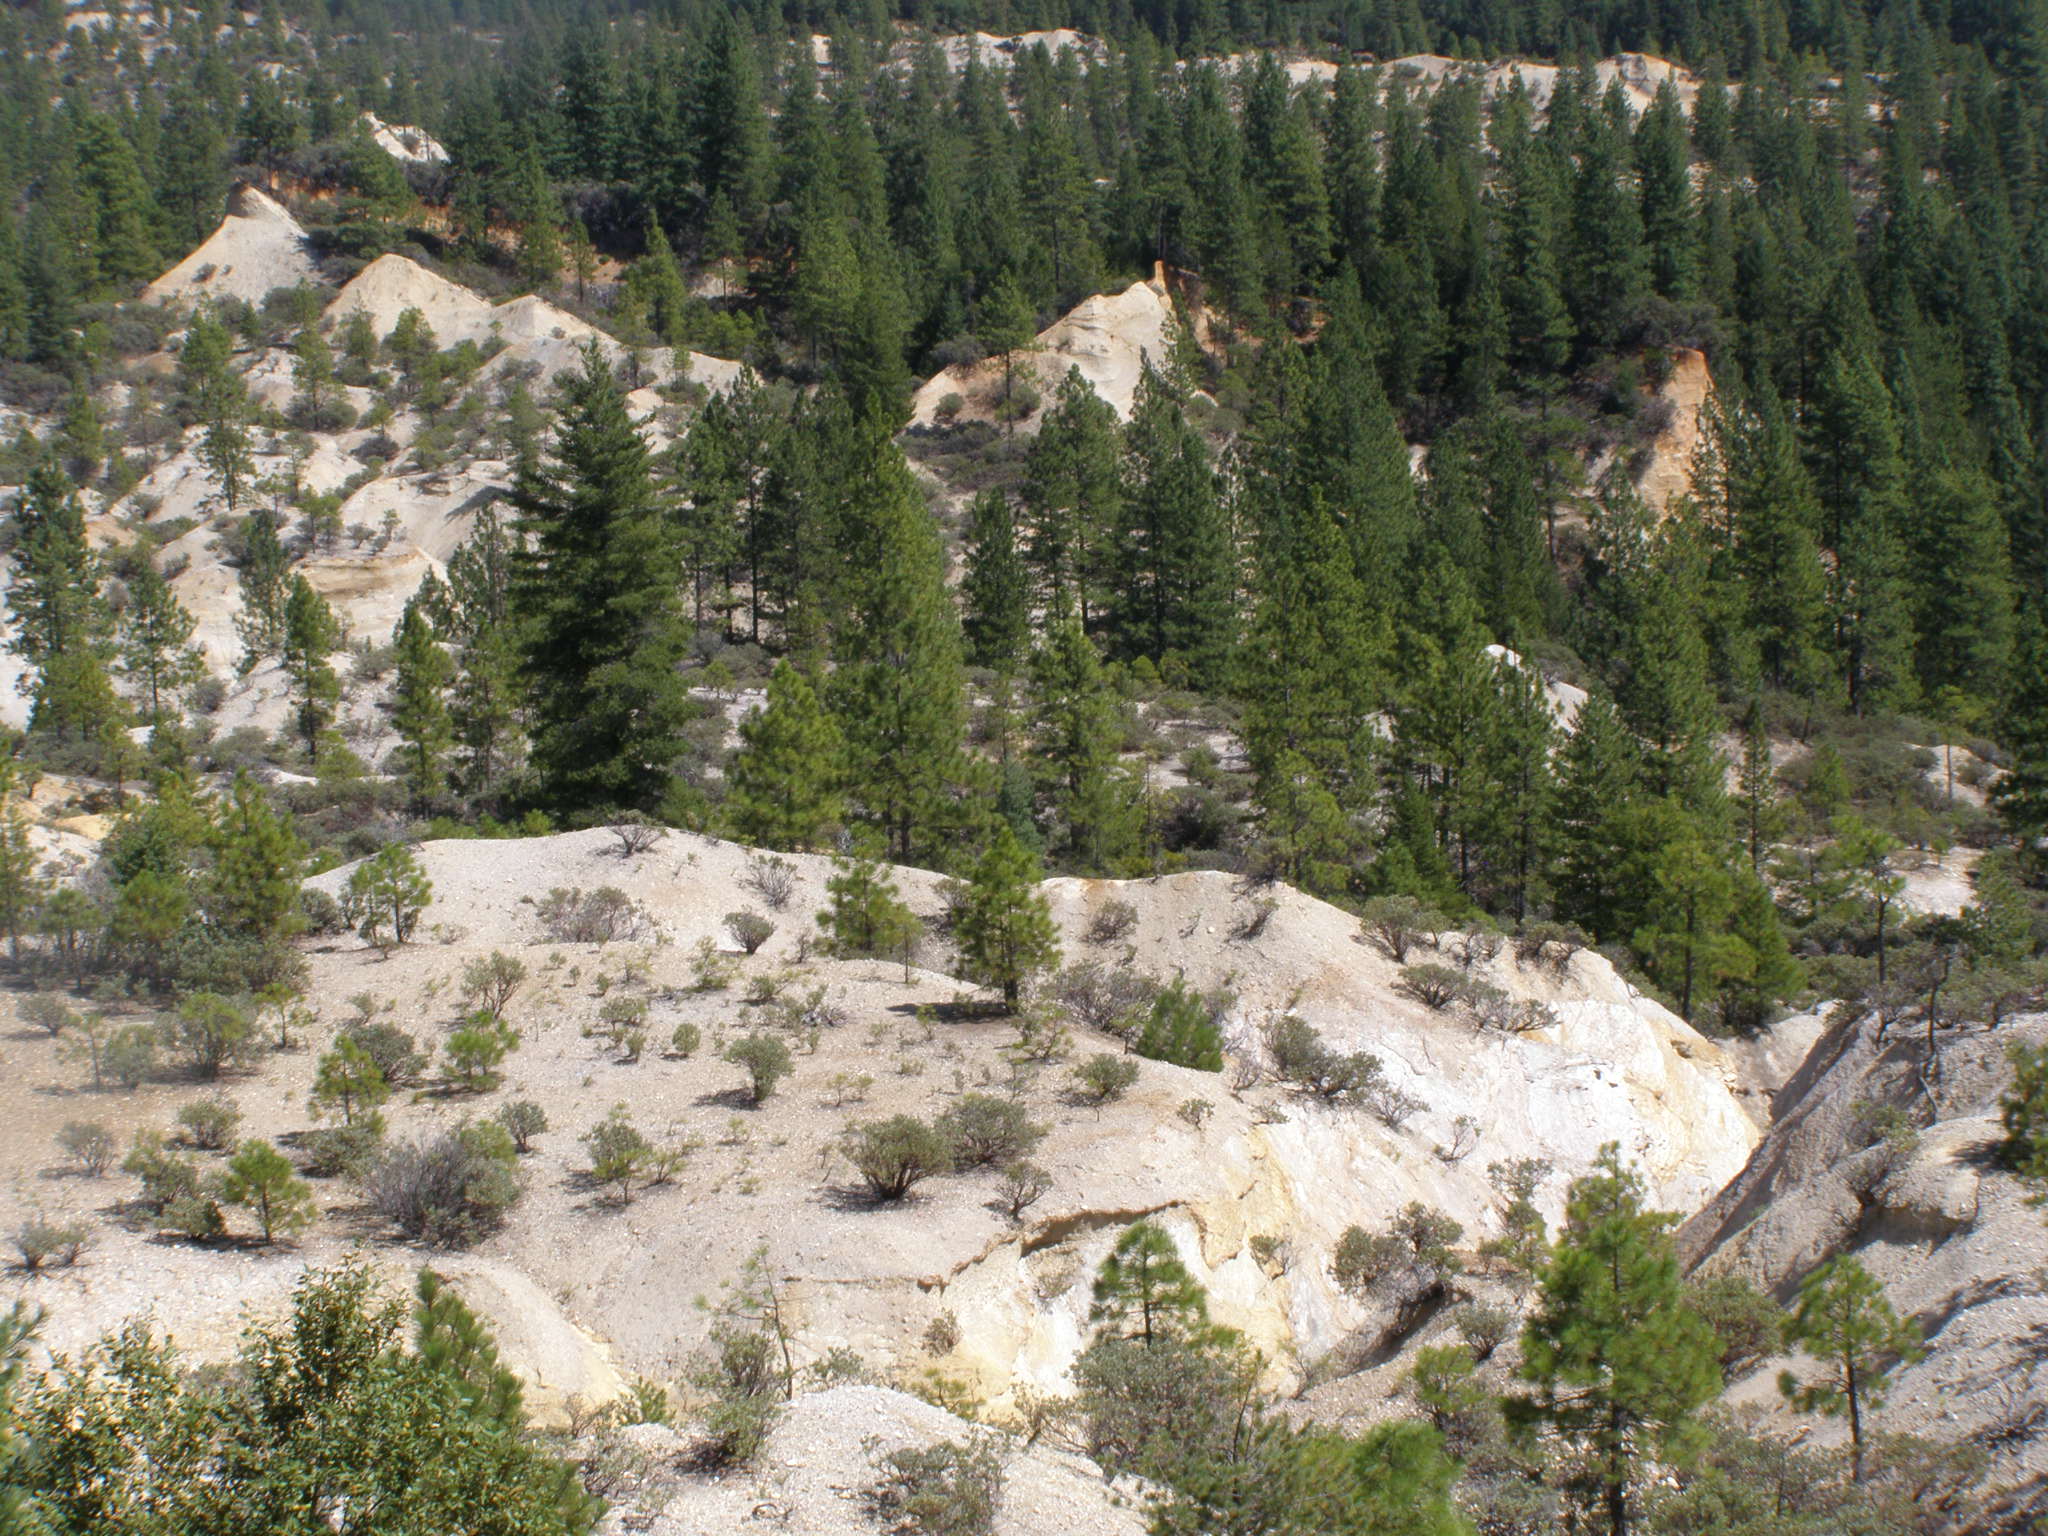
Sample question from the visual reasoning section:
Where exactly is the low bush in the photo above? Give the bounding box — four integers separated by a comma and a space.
865, 1434, 1005, 1536
338, 1020, 428, 1085
724, 1033, 792, 1103
124, 1133, 205, 1213
496, 1099, 548, 1153
56, 1120, 117, 1176
686, 1323, 783, 1467
1084, 899, 1139, 946
1047, 963, 1158, 1039
724, 910, 775, 954
1399, 964, 1465, 1011
176, 1094, 242, 1151
936, 1094, 1044, 1167
1072, 1053, 1139, 1105
844, 1116, 951, 1201
536, 886, 647, 945
14, 1218, 90, 1272
997, 1161, 1051, 1221
363, 1125, 521, 1246
1132, 979, 1224, 1070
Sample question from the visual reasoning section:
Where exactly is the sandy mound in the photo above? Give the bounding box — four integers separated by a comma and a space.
361, 112, 449, 165
1485, 644, 1587, 730
325, 252, 499, 344
141, 184, 319, 310
325, 254, 743, 397
927, 28, 1104, 69
1636, 346, 1714, 513
908, 273, 1179, 430
634, 1385, 1146, 1534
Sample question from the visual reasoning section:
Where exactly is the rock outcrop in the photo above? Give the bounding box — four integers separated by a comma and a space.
1682, 1007, 2048, 1516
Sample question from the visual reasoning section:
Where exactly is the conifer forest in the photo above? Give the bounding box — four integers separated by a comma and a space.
0, 0, 2046, 1530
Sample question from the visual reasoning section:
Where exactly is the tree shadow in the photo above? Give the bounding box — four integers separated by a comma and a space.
818, 1181, 912, 1212
694, 1086, 761, 1112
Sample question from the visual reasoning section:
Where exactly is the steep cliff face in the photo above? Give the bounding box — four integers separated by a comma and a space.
1681, 1008, 2048, 1519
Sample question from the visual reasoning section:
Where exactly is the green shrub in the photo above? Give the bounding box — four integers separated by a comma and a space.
105, 1024, 158, 1089
844, 1116, 951, 1201
13, 1218, 90, 1272
160, 993, 259, 1078
364, 1126, 521, 1247
723, 910, 775, 954
495, 1100, 548, 1153
124, 1132, 204, 1213
1072, 1053, 1139, 1105
669, 1020, 702, 1057
936, 1094, 1044, 1167
723, 1033, 792, 1103
444, 1018, 515, 1091
56, 1121, 117, 1176
176, 1094, 242, 1151
865, 1434, 1005, 1535
339, 1020, 427, 1085
1132, 979, 1223, 1070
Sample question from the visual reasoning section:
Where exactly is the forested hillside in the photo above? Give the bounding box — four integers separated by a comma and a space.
0, 0, 2046, 1531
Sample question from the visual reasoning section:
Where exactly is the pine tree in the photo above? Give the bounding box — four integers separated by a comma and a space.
1293, 271, 1419, 610
1718, 871, 1801, 1034
1566, 88, 1650, 348
1778, 1256, 1923, 1483
626, 214, 691, 345
1514, 1147, 1722, 1536
416, 1269, 528, 1430
0, 761, 48, 964
1553, 692, 1646, 942
726, 661, 843, 852
1728, 406, 1832, 699
1113, 364, 1235, 689
444, 507, 523, 803
511, 142, 562, 289
7, 461, 120, 747
512, 345, 697, 818
1733, 706, 1785, 872
1239, 500, 1382, 893
1910, 465, 2015, 707
117, 556, 204, 723
1024, 368, 1122, 625
827, 429, 974, 865
817, 847, 920, 963
391, 594, 454, 802
955, 822, 1060, 1010
208, 773, 305, 943
221, 1138, 315, 1243
961, 491, 1030, 672
1030, 603, 1144, 873
693, 16, 772, 229
184, 316, 253, 513
1634, 82, 1695, 301
292, 323, 336, 426
1631, 814, 1751, 1023
1472, 653, 1559, 922
976, 269, 1037, 413
236, 506, 293, 669
1089, 1220, 1217, 1347
1992, 620, 2048, 882
310, 1036, 390, 1127
279, 576, 341, 766
75, 111, 158, 285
